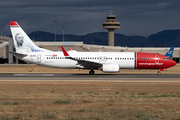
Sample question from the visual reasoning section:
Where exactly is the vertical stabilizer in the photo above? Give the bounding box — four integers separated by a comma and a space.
165, 46, 174, 58
9, 21, 51, 53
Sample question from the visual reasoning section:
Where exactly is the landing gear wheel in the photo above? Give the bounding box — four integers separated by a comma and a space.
157, 71, 161, 75
89, 70, 95, 75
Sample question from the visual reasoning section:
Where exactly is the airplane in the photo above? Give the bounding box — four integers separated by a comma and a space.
9, 21, 177, 75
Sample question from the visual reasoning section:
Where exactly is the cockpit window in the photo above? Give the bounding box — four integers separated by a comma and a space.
164, 57, 169, 60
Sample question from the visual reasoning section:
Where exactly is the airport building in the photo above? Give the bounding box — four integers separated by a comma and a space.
0, 35, 180, 64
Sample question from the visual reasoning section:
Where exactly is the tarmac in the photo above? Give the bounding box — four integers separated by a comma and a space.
0, 64, 179, 82
0, 73, 180, 82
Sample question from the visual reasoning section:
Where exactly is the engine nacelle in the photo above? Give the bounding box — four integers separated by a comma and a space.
102, 64, 119, 72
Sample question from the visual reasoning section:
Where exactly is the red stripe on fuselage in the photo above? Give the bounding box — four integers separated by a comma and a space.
136, 52, 176, 69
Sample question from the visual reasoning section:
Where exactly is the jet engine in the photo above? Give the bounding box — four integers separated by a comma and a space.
102, 63, 119, 72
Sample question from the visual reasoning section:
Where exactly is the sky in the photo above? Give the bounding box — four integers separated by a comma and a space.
1, 0, 180, 37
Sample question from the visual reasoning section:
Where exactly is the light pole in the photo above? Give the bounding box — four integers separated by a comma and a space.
91, 38, 93, 45
63, 26, 65, 41
164, 39, 167, 47
55, 20, 57, 42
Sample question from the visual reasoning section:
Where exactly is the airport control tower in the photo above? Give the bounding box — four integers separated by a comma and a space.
102, 13, 120, 46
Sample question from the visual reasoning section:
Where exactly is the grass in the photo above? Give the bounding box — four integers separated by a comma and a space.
79, 109, 86, 112
54, 99, 71, 104
138, 92, 149, 96
94, 93, 99, 95
1, 117, 12, 120
76, 92, 82, 95
13, 114, 21, 119
161, 94, 172, 97
42, 111, 56, 119
4, 102, 11, 105
25, 101, 30, 103
12, 102, 19, 105
28, 112, 33, 117
51, 90, 54, 93
88, 91, 93, 94
0, 81, 180, 119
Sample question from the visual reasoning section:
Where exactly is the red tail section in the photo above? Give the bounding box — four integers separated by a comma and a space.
9, 21, 18, 26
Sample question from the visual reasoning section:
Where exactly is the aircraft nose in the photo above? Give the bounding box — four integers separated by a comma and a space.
171, 60, 177, 66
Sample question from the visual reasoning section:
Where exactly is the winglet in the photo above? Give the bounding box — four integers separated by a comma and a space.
165, 46, 174, 57
61, 46, 69, 56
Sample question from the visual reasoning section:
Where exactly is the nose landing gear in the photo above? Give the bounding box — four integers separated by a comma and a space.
157, 68, 167, 75
157, 70, 161, 75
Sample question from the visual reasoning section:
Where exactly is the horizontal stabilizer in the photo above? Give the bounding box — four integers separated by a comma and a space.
9, 51, 27, 56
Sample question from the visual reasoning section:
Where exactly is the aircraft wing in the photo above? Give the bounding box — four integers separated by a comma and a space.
61, 46, 102, 68
9, 51, 27, 56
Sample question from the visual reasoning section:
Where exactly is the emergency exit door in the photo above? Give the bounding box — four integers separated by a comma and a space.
37, 54, 41, 63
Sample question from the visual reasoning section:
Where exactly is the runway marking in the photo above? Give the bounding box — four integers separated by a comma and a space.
42, 74, 54, 76
0, 80, 180, 82
13, 74, 25, 76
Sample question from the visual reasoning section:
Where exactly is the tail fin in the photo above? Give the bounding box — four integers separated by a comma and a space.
9, 21, 51, 53
165, 46, 174, 58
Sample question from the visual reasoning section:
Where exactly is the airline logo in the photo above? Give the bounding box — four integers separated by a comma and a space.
168, 50, 173, 54
139, 63, 164, 65
52, 54, 57, 57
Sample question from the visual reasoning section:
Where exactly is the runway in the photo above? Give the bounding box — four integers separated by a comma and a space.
0, 73, 180, 81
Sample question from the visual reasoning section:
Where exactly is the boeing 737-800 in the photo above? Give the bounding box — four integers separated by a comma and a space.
9, 21, 176, 75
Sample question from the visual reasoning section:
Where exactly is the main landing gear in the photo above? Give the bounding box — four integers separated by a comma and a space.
89, 70, 95, 75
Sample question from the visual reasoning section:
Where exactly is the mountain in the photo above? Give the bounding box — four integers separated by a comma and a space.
27, 30, 180, 47
147, 30, 180, 47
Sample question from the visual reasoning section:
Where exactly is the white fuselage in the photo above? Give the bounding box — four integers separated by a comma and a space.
18, 51, 135, 69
